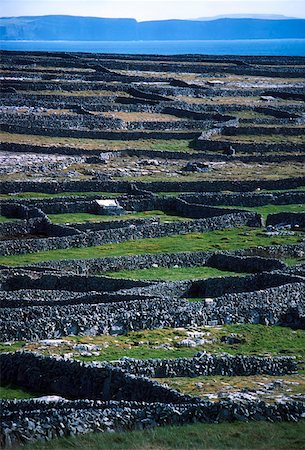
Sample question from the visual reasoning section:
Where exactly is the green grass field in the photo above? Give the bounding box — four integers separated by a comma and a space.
158, 374, 305, 399
24, 420, 305, 450
48, 211, 190, 224
0, 132, 193, 151
0, 385, 38, 400
0, 227, 303, 267
0, 216, 19, 223
3, 325, 304, 364
285, 257, 305, 266
104, 266, 246, 281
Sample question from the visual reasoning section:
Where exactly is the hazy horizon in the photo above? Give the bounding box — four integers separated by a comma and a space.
0, 13, 303, 22
1, 0, 305, 22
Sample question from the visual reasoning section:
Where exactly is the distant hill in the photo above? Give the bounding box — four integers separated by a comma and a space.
0, 16, 138, 41
1, 15, 305, 41
194, 14, 299, 21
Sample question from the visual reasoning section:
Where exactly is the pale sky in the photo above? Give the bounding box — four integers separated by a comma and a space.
1, 0, 305, 21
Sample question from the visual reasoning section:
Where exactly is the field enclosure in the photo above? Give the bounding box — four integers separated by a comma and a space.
0, 51, 305, 448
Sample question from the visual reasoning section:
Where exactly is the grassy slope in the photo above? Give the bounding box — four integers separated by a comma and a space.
0, 385, 38, 400
285, 257, 305, 266
2, 325, 304, 364
48, 211, 191, 224
104, 266, 245, 281
158, 374, 305, 399
26, 421, 305, 450
0, 132, 192, 151
0, 227, 303, 267
0, 216, 19, 223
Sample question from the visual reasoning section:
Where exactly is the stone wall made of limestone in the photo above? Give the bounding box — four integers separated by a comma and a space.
190, 271, 303, 300
30, 244, 303, 275
0, 353, 190, 404
0, 203, 46, 220
204, 253, 286, 274
179, 191, 305, 207
238, 242, 305, 259
0, 123, 200, 140
0, 203, 81, 240
0, 211, 261, 257
0, 112, 124, 130
106, 353, 297, 377
194, 139, 305, 154
1, 282, 304, 341
2, 140, 305, 164
0, 270, 150, 295
203, 282, 305, 329
0, 269, 296, 303
0, 288, 153, 309
1, 112, 229, 132
1, 177, 304, 195
2, 51, 302, 66
222, 126, 305, 136
13, 196, 151, 216
266, 212, 305, 227
2, 398, 304, 448
3, 93, 304, 118
0, 203, 81, 242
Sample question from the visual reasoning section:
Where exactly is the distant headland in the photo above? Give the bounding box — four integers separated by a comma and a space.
1, 15, 305, 41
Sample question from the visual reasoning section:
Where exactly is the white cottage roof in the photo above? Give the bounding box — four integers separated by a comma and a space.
96, 199, 118, 207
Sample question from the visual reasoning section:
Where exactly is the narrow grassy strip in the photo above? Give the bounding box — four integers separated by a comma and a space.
0, 227, 303, 267
0, 132, 192, 151
233, 110, 275, 119
0, 192, 123, 200
25, 420, 305, 450
158, 374, 305, 399
0, 385, 38, 400
285, 257, 305, 266
119, 162, 305, 182
48, 211, 190, 224
3, 325, 304, 363
157, 192, 187, 197
0, 216, 19, 223
104, 266, 245, 281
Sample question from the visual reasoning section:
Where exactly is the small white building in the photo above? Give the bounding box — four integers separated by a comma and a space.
95, 199, 125, 216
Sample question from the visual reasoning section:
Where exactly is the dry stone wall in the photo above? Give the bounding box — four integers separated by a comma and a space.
1, 51, 305, 447
106, 353, 297, 377
1, 176, 304, 195
1, 281, 304, 341
1, 398, 304, 448
0, 353, 191, 403
0, 211, 261, 257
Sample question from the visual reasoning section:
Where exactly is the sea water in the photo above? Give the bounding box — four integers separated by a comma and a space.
1, 39, 304, 56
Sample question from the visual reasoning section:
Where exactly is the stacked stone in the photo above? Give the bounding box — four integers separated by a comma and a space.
1, 399, 305, 448
106, 353, 297, 378
1, 282, 304, 341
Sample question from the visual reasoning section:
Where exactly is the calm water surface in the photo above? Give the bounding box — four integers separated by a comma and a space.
1, 39, 304, 55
